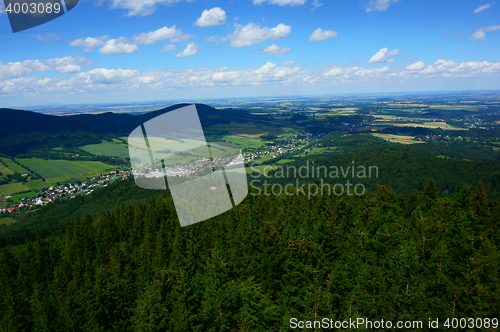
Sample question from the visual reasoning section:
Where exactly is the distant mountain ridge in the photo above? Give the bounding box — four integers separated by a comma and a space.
0, 104, 254, 155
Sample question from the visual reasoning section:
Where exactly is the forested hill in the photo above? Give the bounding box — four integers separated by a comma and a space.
0, 104, 260, 155
0, 182, 499, 330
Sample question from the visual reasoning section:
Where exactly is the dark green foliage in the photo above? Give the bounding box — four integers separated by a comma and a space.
0, 183, 499, 331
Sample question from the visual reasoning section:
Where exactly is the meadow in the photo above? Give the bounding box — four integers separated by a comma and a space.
222, 135, 267, 149
0, 158, 29, 174
80, 141, 129, 158
371, 133, 425, 145
0, 183, 28, 196
0, 217, 17, 225
17, 159, 116, 180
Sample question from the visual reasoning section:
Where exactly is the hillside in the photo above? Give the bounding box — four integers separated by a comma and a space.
0, 104, 268, 155
0, 182, 498, 331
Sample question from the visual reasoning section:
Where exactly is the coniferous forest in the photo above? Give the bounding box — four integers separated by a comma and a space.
1, 181, 499, 331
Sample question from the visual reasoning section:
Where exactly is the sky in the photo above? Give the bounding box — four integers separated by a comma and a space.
0, 0, 499, 107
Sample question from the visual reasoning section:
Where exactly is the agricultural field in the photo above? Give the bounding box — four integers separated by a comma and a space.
371, 133, 425, 145
392, 122, 468, 130
0, 158, 29, 174
0, 162, 13, 178
0, 217, 18, 225
0, 182, 28, 196
246, 164, 277, 176
209, 123, 284, 138
80, 141, 129, 158
223, 135, 267, 149
25, 179, 50, 191
17, 159, 116, 180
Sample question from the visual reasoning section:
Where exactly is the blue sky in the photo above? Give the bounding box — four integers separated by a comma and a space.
1, 0, 499, 107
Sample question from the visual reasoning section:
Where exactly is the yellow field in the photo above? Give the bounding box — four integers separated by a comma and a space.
371, 133, 425, 145
393, 122, 468, 130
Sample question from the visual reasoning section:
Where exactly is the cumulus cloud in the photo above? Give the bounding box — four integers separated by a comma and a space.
470, 25, 500, 41
227, 23, 291, 47
406, 61, 425, 71
367, 47, 402, 63
131, 26, 191, 44
159, 44, 176, 52
69, 36, 108, 51
311, 0, 323, 10
309, 28, 338, 41
195, 7, 227, 27
56, 65, 82, 74
474, 3, 491, 13
252, 0, 307, 6
99, 40, 139, 55
252, 44, 290, 55
99, 0, 195, 17
69, 26, 191, 54
366, 0, 401, 12
0, 56, 92, 80
176, 43, 199, 57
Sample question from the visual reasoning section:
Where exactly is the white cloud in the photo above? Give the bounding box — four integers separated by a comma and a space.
440, 29, 448, 34
366, 0, 401, 12
176, 43, 199, 57
195, 7, 227, 27
3, 60, 500, 97
474, 3, 491, 13
0, 1, 5, 15
33, 32, 59, 42
159, 44, 176, 52
367, 47, 402, 63
100, 0, 195, 17
311, 0, 323, 11
99, 40, 139, 55
406, 61, 425, 71
227, 23, 291, 47
252, 44, 290, 55
56, 65, 82, 74
309, 28, 338, 41
69, 37, 107, 51
252, 0, 307, 6
0, 56, 92, 80
70, 26, 191, 54
131, 26, 191, 44
470, 25, 500, 41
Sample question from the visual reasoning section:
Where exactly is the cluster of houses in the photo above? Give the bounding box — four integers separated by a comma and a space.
244, 133, 324, 162
0, 170, 131, 215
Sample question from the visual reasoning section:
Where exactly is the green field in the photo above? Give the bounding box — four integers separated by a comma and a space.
11, 191, 38, 203
25, 179, 50, 190
46, 176, 87, 186
17, 159, 116, 179
0, 183, 28, 196
276, 158, 295, 164
0, 217, 18, 225
0, 158, 29, 174
223, 135, 267, 149
80, 141, 129, 158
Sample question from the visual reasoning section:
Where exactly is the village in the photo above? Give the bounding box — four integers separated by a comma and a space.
0, 170, 131, 215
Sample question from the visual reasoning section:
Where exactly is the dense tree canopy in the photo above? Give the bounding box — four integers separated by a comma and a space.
1, 182, 499, 331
